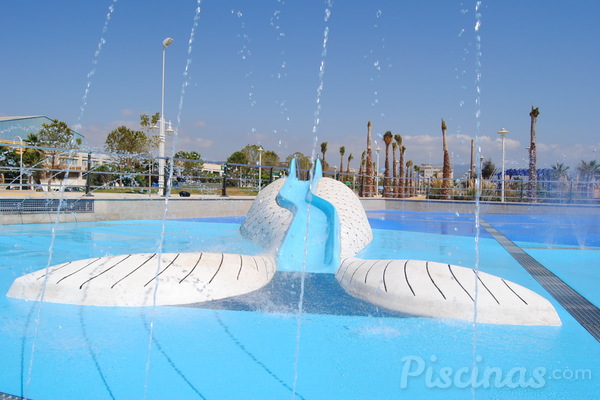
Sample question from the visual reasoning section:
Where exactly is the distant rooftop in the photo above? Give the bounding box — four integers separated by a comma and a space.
0, 115, 84, 142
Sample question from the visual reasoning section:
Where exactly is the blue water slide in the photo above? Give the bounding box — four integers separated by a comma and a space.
275, 159, 341, 273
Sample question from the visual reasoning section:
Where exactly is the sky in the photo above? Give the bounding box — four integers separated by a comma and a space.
2, 0, 599, 174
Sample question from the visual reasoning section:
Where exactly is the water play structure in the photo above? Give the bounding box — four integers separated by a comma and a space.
7, 160, 560, 326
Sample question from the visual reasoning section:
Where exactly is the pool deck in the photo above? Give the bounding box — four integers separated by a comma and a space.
1, 189, 598, 225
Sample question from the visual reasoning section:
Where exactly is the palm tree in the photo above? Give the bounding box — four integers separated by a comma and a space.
392, 142, 398, 197
339, 146, 345, 181
550, 162, 570, 181
528, 106, 540, 202
383, 131, 393, 197
406, 160, 414, 197
414, 165, 421, 196
576, 160, 600, 198
346, 153, 353, 175
394, 134, 402, 197
358, 150, 366, 176
365, 121, 374, 197
399, 145, 406, 198
320, 142, 328, 171
441, 119, 451, 199
576, 160, 600, 180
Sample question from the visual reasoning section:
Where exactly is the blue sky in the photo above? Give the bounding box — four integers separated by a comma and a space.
2, 0, 599, 172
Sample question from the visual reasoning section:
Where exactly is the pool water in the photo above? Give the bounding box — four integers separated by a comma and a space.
0, 211, 598, 399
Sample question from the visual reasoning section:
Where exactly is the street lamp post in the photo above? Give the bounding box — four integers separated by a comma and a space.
14, 136, 23, 190
375, 145, 381, 197
159, 37, 174, 194
497, 128, 509, 202
257, 146, 264, 191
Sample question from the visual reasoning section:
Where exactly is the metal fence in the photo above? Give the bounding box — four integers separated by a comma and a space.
0, 146, 598, 205
0, 198, 94, 215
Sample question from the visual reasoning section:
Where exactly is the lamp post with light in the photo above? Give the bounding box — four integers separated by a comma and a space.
497, 128, 509, 202
257, 146, 264, 191
158, 37, 174, 193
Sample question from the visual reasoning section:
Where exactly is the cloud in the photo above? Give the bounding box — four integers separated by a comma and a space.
195, 137, 214, 148
194, 121, 206, 128
121, 109, 135, 116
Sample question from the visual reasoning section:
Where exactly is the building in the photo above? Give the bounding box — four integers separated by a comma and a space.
420, 163, 453, 180
1, 116, 87, 190
0, 116, 84, 145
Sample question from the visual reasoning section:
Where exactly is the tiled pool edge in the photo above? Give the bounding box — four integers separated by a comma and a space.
481, 219, 600, 342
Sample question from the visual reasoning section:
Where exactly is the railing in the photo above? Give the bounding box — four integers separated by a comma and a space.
0, 198, 94, 214
0, 145, 598, 205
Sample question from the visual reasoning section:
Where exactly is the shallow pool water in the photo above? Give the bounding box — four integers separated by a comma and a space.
0, 211, 598, 399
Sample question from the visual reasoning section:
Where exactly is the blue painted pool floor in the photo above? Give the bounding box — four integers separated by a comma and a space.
0, 212, 598, 399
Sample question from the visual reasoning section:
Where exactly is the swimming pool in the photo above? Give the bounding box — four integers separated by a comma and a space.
0, 211, 598, 399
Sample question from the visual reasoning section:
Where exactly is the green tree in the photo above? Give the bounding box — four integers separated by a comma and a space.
105, 126, 153, 187
37, 119, 77, 187
105, 126, 150, 156
23, 133, 45, 186
237, 145, 262, 165
140, 113, 161, 150
262, 150, 280, 167
481, 159, 496, 180
0, 146, 19, 186
174, 151, 204, 180
89, 164, 119, 188
286, 152, 312, 176
226, 151, 249, 187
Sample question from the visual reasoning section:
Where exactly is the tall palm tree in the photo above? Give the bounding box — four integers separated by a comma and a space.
441, 119, 451, 199
528, 106, 540, 202
414, 165, 421, 196
346, 153, 353, 175
365, 121, 374, 197
320, 142, 328, 171
358, 150, 366, 176
383, 131, 393, 197
339, 146, 345, 181
406, 160, 413, 197
399, 145, 406, 198
392, 142, 398, 197
394, 134, 402, 198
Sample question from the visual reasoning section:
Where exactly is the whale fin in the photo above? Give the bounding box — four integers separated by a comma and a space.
7, 252, 276, 307
337, 258, 561, 326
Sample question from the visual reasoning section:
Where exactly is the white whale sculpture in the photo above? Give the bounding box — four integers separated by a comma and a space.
7, 159, 561, 326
